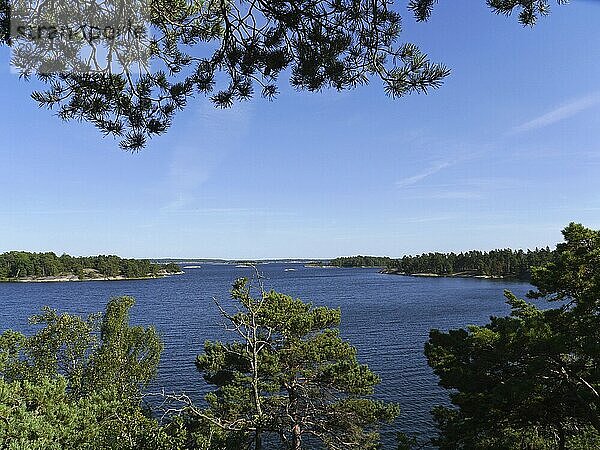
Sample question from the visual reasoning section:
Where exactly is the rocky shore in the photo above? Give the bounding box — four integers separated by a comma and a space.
379, 268, 505, 279
2, 270, 184, 283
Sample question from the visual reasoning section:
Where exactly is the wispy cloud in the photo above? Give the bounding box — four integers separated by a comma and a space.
512, 92, 600, 134
395, 188, 482, 201
0, 209, 107, 215
425, 191, 483, 200
395, 162, 451, 188
161, 207, 297, 217
395, 177, 525, 201
163, 103, 251, 210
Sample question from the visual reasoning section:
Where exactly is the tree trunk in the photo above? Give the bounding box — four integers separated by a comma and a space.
590, 411, 600, 433
255, 431, 262, 450
249, 309, 263, 450
292, 424, 301, 450
557, 425, 566, 450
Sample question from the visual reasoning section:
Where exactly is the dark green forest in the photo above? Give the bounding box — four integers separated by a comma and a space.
385, 247, 555, 280
0, 251, 181, 280
330, 248, 554, 280
329, 256, 395, 268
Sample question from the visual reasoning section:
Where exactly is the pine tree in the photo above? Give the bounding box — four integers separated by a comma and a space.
425, 223, 600, 449
193, 277, 400, 450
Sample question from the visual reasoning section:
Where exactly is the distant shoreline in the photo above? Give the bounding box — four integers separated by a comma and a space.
0, 272, 184, 283
379, 269, 510, 280
305, 264, 382, 269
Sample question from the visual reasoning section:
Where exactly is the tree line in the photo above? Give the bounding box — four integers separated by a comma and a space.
0, 251, 181, 280
387, 247, 555, 279
330, 248, 556, 280
1, 223, 599, 449
329, 256, 395, 268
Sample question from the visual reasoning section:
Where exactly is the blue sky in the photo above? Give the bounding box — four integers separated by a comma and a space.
1, 1, 600, 259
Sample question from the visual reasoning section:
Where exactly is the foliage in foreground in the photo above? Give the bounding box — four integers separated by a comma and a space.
190, 277, 401, 449
425, 223, 600, 449
0, 281, 401, 449
0, 297, 182, 449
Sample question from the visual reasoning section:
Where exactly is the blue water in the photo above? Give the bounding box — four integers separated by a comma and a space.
0, 263, 532, 447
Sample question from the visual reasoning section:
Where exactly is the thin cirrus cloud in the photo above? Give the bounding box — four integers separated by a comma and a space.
162, 103, 252, 210
512, 92, 600, 134
395, 162, 451, 188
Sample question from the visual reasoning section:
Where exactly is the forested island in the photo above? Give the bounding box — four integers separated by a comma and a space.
331, 248, 555, 280
329, 256, 395, 267
384, 248, 554, 280
0, 251, 182, 282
